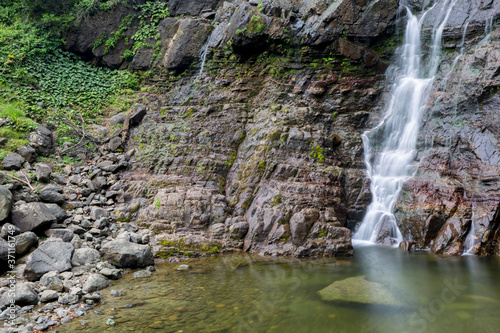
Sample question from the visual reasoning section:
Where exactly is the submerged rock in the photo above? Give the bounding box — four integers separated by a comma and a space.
318, 276, 402, 306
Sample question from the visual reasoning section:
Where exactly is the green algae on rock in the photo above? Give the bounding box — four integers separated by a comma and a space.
318, 275, 402, 306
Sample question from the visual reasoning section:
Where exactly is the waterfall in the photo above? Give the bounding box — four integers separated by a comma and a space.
197, 41, 210, 78
463, 206, 477, 255
353, 0, 457, 245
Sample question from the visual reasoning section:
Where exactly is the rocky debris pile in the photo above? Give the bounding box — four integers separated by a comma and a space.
0, 125, 158, 331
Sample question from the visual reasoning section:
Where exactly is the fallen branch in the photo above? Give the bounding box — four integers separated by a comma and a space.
59, 115, 87, 154
7, 171, 35, 191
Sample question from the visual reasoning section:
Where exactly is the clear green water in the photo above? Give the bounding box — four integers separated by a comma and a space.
59, 245, 500, 333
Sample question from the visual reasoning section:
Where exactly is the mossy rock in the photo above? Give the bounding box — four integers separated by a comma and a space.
318, 275, 402, 306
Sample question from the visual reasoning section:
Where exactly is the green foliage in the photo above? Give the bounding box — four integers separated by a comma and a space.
247, 14, 266, 35
93, 32, 108, 51
0, 2, 140, 151
131, 1, 169, 56
310, 143, 325, 163
104, 14, 133, 54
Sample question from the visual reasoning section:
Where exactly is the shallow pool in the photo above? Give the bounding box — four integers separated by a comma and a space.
58, 245, 500, 333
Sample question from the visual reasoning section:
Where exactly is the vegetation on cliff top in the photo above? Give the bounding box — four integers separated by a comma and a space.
0, 0, 140, 159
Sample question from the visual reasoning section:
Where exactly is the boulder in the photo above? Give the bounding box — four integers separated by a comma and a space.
17, 145, 37, 163
44, 229, 74, 242
82, 274, 111, 294
39, 185, 65, 205
2, 153, 24, 170
39, 271, 64, 291
23, 240, 74, 281
72, 248, 101, 266
108, 137, 122, 151
27, 126, 54, 156
130, 103, 147, 126
1, 223, 19, 239
90, 206, 107, 220
12, 202, 57, 233
109, 113, 126, 127
100, 268, 122, 280
39, 290, 59, 303
318, 276, 402, 306
45, 204, 68, 222
15, 232, 38, 256
0, 283, 38, 309
0, 186, 12, 222
101, 239, 154, 268
35, 163, 51, 183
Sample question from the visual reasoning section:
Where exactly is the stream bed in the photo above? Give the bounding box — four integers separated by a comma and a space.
58, 245, 500, 332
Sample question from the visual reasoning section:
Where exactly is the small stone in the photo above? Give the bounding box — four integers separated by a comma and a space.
133, 270, 152, 278
177, 265, 190, 271
110, 290, 125, 297
106, 318, 115, 326
39, 290, 58, 303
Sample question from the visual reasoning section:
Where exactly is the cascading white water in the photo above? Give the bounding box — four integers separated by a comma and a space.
197, 42, 210, 78
353, 0, 457, 245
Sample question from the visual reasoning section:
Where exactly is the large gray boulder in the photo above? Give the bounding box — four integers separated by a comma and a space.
72, 248, 101, 266
82, 274, 111, 294
12, 202, 57, 233
39, 185, 65, 205
2, 153, 24, 170
101, 238, 154, 268
45, 204, 68, 222
45, 229, 74, 242
27, 126, 54, 156
0, 283, 38, 310
39, 271, 64, 291
0, 186, 12, 222
17, 145, 37, 163
24, 240, 74, 281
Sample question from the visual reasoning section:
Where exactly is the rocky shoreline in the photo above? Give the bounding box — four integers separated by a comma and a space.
0, 121, 239, 332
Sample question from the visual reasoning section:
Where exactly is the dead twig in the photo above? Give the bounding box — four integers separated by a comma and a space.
59, 115, 88, 154
7, 171, 35, 191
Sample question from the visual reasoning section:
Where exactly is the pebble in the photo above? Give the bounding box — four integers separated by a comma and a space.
177, 265, 190, 271
106, 318, 115, 326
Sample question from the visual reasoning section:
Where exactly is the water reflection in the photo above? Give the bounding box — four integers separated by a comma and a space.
57, 247, 500, 333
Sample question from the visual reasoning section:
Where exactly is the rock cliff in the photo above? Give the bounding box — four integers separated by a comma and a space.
63, 0, 500, 256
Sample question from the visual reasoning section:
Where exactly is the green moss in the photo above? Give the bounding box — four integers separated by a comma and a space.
157, 238, 222, 257
271, 194, 281, 206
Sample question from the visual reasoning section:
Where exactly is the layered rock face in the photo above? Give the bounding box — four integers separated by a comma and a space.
393, 0, 500, 255
67, 0, 500, 256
